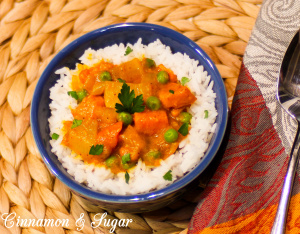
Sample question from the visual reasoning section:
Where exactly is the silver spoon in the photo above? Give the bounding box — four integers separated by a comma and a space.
272, 29, 300, 234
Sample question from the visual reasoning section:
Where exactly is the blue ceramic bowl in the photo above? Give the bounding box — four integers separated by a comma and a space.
31, 23, 228, 212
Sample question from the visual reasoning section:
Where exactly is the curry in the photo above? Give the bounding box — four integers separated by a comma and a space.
59, 57, 196, 174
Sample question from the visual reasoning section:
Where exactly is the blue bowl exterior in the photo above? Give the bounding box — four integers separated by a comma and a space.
31, 23, 228, 212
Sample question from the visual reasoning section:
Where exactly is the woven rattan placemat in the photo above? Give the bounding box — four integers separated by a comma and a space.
0, 0, 261, 233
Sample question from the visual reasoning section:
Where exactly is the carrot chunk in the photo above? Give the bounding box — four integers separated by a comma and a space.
119, 125, 145, 161
97, 122, 123, 149
134, 110, 169, 135
158, 83, 196, 109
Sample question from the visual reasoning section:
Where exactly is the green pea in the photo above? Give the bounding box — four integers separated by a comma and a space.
179, 112, 192, 123
105, 155, 118, 168
117, 112, 132, 125
77, 89, 87, 102
157, 71, 169, 84
146, 151, 161, 160
164, 129, 178, 143
145, 58, 156, 68
99, 71, 112, 81
146, 96, 161, 110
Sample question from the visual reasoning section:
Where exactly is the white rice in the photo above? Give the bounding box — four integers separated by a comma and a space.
48, 39, 218, 195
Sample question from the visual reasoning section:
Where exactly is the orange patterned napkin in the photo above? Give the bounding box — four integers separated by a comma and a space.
189, 0, 300, 233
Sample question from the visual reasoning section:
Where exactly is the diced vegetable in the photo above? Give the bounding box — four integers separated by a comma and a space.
72, 95, 105, 119
96, 121, 123, 150
119, 125, 145, 161
146, 96, 161, 110
91, 81, 107, 95
134, 110, 169, 135
164, 129, 178, 143
157, 71, 169, 84
66, 119, 98, 156
117, 58, 144, 83
117, 112, 133, 125
158, 83, 197, 109
94, 107, 118, 126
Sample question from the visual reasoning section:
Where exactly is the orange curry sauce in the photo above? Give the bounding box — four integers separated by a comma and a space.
61, 58, 196, 174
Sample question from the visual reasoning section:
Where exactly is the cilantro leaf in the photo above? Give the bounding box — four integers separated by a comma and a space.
68, 91, 78, 100
169, 90, 174, 94
118, 78, 126, 83
51, 133, 59, 140
125, 171, 130, 184
71, 119, 82, 129
115, 83, 145, 114
163, 170, 172, 181
181, 77, 190, 86
124, 46, 133, 56
89, 145, 104, 155
204, 110, 209, 119
178, 122, 189, 136
132, 94, 144, 113
122, 153, 131, 164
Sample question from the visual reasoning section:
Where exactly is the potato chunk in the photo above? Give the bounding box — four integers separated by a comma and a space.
67, 119, 98, 156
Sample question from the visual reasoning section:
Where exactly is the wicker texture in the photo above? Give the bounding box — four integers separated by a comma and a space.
0, 0, 261, 233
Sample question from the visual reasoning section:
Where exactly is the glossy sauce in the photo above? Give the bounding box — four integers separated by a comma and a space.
62, 58, 196, 173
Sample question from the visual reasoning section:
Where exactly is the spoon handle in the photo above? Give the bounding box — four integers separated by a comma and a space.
271, 129, 300, 234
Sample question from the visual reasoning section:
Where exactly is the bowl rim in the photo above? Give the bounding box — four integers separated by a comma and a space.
30, 22, 228, 203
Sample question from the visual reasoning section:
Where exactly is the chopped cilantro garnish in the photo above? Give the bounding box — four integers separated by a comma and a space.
115, 83, 145, 114
125, 171, 130, 184
169, 90, 174, 94
122, 153, 131, 164
178, 122, 189, 136
71, 119, 82, 129
181, 77, 190, 86
89, 144, 104, 155
163, 170, 172, 181
77, 89, 87, 102
118, 78, 126, 83
51, 133, 59, 140
124, 46, 133, 56
68, 91, 78, 100
204, 110, 209, 119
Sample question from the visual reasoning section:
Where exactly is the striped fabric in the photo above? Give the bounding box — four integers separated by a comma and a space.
189, 0, 300, 233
